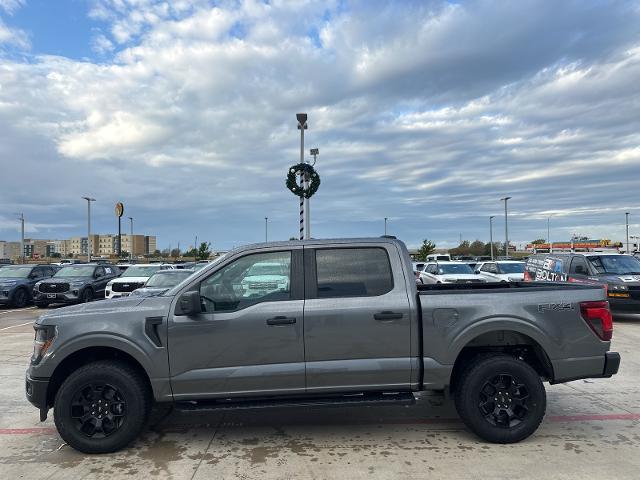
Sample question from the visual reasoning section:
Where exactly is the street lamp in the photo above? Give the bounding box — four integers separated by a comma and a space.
547, 216, 552, 253
15, 213, 24, 264
128, 217, 134, 261
265, 217, 268, 242
500, 197, 512, 258
82, 197, 96, 262
489, 216, 495, 260
625, 212, 630, 254
384, 217, 388, 236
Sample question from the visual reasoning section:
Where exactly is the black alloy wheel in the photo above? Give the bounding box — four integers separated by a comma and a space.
70, 383, 127, 438
478, 373, 529, 428
12, 288, 28, 308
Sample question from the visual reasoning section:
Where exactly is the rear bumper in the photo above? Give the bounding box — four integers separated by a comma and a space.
551, 351, 620, 383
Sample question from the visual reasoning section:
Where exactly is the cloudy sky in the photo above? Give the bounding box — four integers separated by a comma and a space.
0, 0, 639, 252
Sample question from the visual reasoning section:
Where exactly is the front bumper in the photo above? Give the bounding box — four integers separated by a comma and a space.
25, 374, 50, 421
33, 291, 80, 304
607, 296, 640, 316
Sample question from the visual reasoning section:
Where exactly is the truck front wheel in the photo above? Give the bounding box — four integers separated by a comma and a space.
53, 360, 151, 453
454, 353, 546, 443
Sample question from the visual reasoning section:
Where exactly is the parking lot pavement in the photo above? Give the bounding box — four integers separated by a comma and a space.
1, 309, 639, 479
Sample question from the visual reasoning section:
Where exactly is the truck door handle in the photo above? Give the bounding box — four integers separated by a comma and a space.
266, 316, 296, 326
374, 311, 403, 321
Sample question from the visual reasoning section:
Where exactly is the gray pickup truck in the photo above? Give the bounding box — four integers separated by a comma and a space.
26, 238, 620, 453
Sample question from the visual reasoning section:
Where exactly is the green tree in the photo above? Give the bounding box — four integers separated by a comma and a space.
120, 250, 129, 258
170, 248, 181, 258
197, 242, 212, 260
415, 239, 437, 261
469, 240, 486, 256
531, 239, 546, 245
449, 240, 471, 257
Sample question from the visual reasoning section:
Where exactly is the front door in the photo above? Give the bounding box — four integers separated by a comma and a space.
168, 248, 305, 400
303, 244, 413, 393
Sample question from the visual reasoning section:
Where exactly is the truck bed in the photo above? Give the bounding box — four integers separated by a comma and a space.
417, 281, 602, 293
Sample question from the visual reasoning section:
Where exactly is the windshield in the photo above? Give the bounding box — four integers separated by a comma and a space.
122, 266, 162, 277
499, 263, 525, 274
54, 266, 95, 277
438, 264, 474, 274
246, 263, 288, 276
587, 255, 640, 275
0, 267, 32, 278
146, 271, 193, 287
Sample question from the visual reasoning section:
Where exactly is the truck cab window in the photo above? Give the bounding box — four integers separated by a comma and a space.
315, 248, 393, 298
570, 257, 589, 275
199, 251, 291, 312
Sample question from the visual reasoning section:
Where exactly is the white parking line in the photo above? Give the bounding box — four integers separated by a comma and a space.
0, 321, 33, 331
0, 307, 36, 315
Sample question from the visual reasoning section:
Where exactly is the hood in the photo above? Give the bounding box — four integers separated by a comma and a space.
440, 274, 478, 280
41, 276, 89, 283
109, 276, 149, 284
600, 274, 640, 285
37, 296, 146, 325
131, 287, 169, 297
0, 278, 30, 286
242, 275, 288, 282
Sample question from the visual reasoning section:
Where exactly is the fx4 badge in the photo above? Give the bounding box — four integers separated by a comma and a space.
538, 303, 574, 313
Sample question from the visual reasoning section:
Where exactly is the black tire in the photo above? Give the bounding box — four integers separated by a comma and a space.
454, 353, 546, 444
11, 288, 29, 308
35, 302, 49, 309
53, 360, 151, 453
81, 288, 93, 303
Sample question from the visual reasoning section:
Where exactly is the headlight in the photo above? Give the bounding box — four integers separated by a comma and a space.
70, 281, 84, 287
34, 282, 42, 291
31, 325, 56, 365
609, 284, 628, 291
0, 281, 17, 287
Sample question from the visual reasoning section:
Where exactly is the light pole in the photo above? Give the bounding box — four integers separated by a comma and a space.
128, 217, 134, 261
384, 217, 388, 236
296, 113, 308, 240
500, 196, 512, 259
194, 235, 198, 263
489, 216, 495, 260
547, 216, 552, 253
626, 212, 630, 254
265, 217, 268, 242
16, 213, 24, 264
82, 197, 96, 262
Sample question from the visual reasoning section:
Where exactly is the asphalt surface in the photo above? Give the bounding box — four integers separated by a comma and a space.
1, 304, 639, 479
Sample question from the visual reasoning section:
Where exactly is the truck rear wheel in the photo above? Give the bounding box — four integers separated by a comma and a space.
454, 353, 546, 443
53, 360, 151, 453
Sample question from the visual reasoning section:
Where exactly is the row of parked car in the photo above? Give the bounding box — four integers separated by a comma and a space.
414, 251, 640, 318
0, 262, 208, 308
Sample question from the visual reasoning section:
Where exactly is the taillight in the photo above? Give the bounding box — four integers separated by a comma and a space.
580, 301, 613, 341
523, 270, 533, 282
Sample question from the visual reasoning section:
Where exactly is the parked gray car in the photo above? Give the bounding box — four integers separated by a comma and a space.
0, 264, 57, 308
26, 238, 620, 453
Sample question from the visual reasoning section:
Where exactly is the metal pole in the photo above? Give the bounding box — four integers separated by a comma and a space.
82, 197, 95, 262
548, 217, 552, 253
194, 235, 198, 263
384, 217, 388, 236
501, 197, 511, 259
129, 217, 133, 261
626, 212, 630, 254
302, 129, 311, 239
118, 217, 121, 257
265, 217, 268, 242
17, 213, 24, 264
489, 216, 495, 260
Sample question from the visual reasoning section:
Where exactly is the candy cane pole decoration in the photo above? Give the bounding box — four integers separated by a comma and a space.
296, 114, 308, 240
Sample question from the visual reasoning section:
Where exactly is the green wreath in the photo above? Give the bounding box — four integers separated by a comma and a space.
286, 163, 321, 198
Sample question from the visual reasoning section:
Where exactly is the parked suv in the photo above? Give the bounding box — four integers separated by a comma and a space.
475, 261, 526, 282
419, 261, 486, 284
525, 253, 640, 318
105, 264, 173, 299
0, 265, 57, 308
34, 264, 121, 307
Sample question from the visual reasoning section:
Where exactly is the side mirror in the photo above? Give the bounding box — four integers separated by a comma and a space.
176, 290, 201, 316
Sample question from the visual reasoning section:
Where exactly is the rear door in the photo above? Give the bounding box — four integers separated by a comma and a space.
303, 243, 412, 393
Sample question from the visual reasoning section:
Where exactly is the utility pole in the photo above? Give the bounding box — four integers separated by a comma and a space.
547, 216, 552, 253
16, 213, 25, 264
501, 196, 512, 259
128, 217, 134, 261
82, 197, 95, 262
194, 235, 198, 263
489, 216, 495, 261
626, 212, 630, 254
265, 217, 268, 242
296, 113, 308, 240
384, 217, 388, 236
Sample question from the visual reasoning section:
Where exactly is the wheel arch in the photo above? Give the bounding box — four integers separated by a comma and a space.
46, 346, 153, 408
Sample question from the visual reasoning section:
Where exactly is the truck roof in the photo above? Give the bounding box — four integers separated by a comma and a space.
237, 237, 406, 253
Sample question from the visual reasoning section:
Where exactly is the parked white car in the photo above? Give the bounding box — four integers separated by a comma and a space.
474, 261, 526, 282
419, 262, 486, 284
105, 264, 174, 299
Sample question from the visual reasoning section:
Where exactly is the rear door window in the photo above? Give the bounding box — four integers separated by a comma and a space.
570, 257, 589, 275
315, 248, 393, 298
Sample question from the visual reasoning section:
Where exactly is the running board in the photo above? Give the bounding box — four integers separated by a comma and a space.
175, 391, 416, 413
